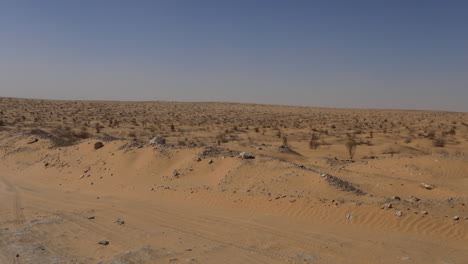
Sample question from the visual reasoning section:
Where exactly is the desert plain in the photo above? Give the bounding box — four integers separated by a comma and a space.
0, 97, 467, 264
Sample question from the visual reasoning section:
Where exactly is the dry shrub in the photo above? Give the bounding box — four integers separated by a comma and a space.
432, 137, 445, 147
345, 137, 358, 160
309, 133, 320, 149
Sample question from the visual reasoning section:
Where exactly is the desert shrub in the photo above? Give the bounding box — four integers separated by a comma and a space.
426, 130, 436, 139
309, 133, 320, 149
345, 137, 358, 160
432, 137, 445, 147
128, 131, 136, 138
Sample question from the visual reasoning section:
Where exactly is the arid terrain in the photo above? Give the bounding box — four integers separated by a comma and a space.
0, 97, 467, 264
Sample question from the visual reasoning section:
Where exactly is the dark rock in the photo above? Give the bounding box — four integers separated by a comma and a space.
94, 142, 104, 150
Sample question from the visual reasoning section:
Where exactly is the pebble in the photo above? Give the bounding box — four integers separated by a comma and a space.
98, 240, 109, 245
116, 218, 125, 225
453, 216, 460, 220
395, 211, 403, 217
346, 214, 353, 220
420, 211, 428, 215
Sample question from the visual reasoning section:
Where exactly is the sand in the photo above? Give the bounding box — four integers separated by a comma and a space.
0, 97, 467, 263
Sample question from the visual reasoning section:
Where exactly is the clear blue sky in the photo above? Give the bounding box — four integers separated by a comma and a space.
1, 0, 467, 111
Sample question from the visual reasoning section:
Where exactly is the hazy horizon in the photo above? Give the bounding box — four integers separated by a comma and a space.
1, 0, 467, 112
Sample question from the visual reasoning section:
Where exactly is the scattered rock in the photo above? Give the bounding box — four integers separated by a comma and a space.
385, 203, 393, 209
320, 173, 328, 177
98, 240, 110, 245
390, 196, 401, 201
239, 152, 255, 159
149, 136, 166, 145
346, 214, 353, 220
208, 159, 213, 164
173, 170, 180, 177
453, 216, 460, 220
395, 211, 403, 217
116, 218, 125, 225
195, 156, 202, 162
421, 183, 435, 190
94, 142, 104, 150
79, 174, 85, 179
420, 211, 428, 215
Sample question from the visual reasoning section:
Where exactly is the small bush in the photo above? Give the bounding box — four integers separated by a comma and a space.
432, 138, 445, 147
345, 137, 358, 160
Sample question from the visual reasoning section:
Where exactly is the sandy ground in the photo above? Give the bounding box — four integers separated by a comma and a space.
0, 97, 467, 263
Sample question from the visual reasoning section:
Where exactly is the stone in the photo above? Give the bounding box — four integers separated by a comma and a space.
116, 218, 125, 225
173, 170, 180, 177
421, 183, 435, 190
453, 216, 460, 220
208, 159, 213, 164
79, 174, 85, 179
346, 214, 353, 220
239, 152, 255, 159
420, 211, 428, 215
149, 136, 166, 145
94, 142, 104, 150
98, 240, 109, 245
85, 216, 95, 219
27, 138, 38, 144
195, 156, 202, 162
406, 196, 420, 202
289, 199, 296, 203
396, 211, 403, 217
390, 196, 401, 201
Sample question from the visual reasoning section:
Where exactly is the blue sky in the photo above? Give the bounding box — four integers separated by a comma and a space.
1, 0, 467, 111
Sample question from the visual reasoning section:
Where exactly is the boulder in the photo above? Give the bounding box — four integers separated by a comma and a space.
94, 142, 104, 150
149, 136, 166, 145
239, 152, 255, 159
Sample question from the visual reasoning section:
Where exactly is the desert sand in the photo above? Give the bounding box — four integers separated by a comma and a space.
0, 97, 467, 264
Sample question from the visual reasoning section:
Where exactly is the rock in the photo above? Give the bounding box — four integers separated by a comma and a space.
173, 170, 180, 177
195, 156, 202, 162
79, 174, 85, 179
208, 159, 213, 164
401, 256, 412, 261
385, 203, 393, 209
116, 218, 125, 225
289, 199, 296, 203
421, 183, 435, 190
149, 136, 166, 145
256, 146, 263, 150
346, 214, 353, 220
320, 173, 328, 177
98, 240, 109, 245
420, 211, 428, 215
390, 196, 401, 201
85, 216, 95, 219
27, 138, 39, 144
453, 216, 460, 220
94, 142, 104, 150
239, 152, 255, 159
406, 196, 420, 202
395, 211, 403, 217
